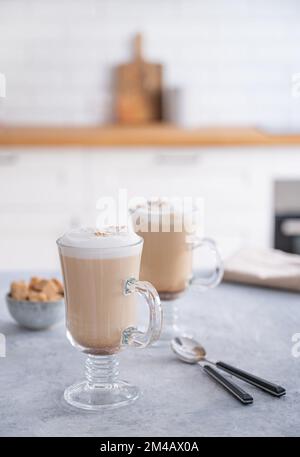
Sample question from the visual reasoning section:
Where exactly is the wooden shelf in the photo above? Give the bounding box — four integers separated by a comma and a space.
1, 124, 300, 148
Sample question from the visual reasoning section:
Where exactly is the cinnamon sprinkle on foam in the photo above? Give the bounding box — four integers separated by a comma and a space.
94, 231, 110, 237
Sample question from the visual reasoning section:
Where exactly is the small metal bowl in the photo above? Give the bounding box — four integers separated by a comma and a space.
6, 294, 64, 330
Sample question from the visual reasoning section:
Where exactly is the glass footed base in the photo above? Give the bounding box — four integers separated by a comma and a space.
64, 380, 139, 410
64, 354, 139, 410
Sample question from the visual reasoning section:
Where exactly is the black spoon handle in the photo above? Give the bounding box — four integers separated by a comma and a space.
203, 365, 253, 405
215, 361, 286, 397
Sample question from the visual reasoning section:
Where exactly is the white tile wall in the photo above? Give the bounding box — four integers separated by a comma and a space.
1, 1, 300, 270
0, 0, 300, 127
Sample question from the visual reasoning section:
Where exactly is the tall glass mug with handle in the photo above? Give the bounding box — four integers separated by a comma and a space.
57, 226, 162, 410
130, 199, 223, 340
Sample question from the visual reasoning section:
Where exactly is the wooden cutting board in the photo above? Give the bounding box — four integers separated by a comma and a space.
115, 34, 163, 124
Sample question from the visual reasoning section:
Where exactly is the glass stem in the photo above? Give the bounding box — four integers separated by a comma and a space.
85, 354, 119, 388
161, 301, 178, 339
166, 301, 178, 328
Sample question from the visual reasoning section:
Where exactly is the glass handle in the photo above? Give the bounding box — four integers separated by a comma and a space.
123, 278, 162, 348
189, 237, 224, 290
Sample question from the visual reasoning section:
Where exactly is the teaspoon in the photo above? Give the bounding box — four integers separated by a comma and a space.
171, 336, 286, 397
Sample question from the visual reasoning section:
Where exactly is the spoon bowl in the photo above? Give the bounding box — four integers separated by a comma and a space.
171, 336, 206, 363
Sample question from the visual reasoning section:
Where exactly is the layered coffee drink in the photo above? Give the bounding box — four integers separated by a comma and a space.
131, 199, 222, 342
138, 230, 192, 295
58, 227, 142, 354
131, 200, 196, 298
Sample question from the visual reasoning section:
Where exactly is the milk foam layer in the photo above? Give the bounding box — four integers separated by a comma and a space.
57, 227, 142, 259
132, 198, 191, 214
131, 199, 199, 234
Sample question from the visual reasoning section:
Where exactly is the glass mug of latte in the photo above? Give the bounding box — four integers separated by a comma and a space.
57, 227, 162, 410
130, 200, 223, 340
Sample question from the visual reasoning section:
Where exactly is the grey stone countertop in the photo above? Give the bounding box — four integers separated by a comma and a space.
0, 271, 299, 437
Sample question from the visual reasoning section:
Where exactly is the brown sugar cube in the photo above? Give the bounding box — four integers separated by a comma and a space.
51, 278, 64, 295
28, 290, 47, 302
41, 280, 59, 301
29, 276, 40, 290
10, 281, 29, 300
29, 277, 48, 292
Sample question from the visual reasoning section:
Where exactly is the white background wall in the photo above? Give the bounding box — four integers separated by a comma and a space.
0, 0, 300, 270
1, 0, 300, 127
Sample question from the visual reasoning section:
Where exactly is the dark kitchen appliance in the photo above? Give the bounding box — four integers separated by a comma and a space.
274, 180, 300, 254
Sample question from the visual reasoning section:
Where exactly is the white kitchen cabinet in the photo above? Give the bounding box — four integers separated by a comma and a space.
0, 212, 77, 270
0, 150, 88, 270
0, 150, 85, 211
1, 147, 300, 270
